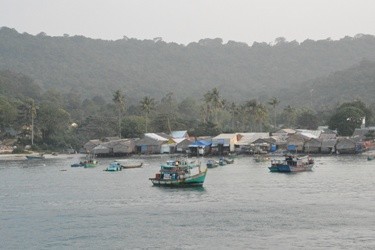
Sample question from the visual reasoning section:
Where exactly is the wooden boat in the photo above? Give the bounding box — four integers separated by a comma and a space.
26, 154, 45, 160
83, 159, 98, 168
71, 163, 84, 167
105, 162, 122, 171
269, 155, 314, 172
206, 159, 219, 168
224, 158, 234, 164
149, 159, 207, 187
120, 162, 143, 169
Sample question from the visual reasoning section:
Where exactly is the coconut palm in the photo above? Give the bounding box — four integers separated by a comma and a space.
268, 97, 280, 130
140, 96, 155, 133
112, 90, 125, 138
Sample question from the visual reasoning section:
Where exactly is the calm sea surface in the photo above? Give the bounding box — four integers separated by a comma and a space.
1, 154, 374, 249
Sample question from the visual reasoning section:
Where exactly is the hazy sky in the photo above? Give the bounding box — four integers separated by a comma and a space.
1, 0, 375, 45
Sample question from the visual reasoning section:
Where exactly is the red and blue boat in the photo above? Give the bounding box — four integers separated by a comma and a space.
269, 155, 314, 172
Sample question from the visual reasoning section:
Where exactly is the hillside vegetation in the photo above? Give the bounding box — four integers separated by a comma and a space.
1, 27, 375, 107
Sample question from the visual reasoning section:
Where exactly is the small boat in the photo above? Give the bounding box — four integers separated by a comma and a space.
83, 159, 98, 168
105, 162, 122, 171
71, 163, 84, 167
26, 154, 45, 160
254, 155, 270, 162
367, 155, 374, 161
224, 158, 234, 164
269, 155, 314, 172
149, 159, 207, 187
206, 159, 219, 168
120, 162, 143, 169
219, 158, 227, 166
83, 154, 98, 168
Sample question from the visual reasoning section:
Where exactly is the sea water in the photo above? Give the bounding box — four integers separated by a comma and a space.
1, 155, 374, 249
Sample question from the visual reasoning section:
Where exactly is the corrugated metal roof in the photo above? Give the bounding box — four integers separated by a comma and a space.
170, 130, 188, 138
144, 133, 169, 141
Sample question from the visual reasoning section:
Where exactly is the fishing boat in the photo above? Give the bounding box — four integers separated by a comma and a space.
367, 155, 374, 161
149, 159, 207, 187
219, 157, 227, 166
269, 155, 314, 172
26, 154, 45, 160
206, 159, 219, 168
83, 159, 98, 168
105, 161, 122, 171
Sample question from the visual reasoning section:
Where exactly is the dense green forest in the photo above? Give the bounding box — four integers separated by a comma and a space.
0, 27, 374, 151
1, 27, 375, 104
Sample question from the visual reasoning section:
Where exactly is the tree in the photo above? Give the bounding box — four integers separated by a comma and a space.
203, 88, 224, 125
113, 90, 125, 138
268, 97, 280, 131
282, 105, 297, 127
253, 103, 268, 132
37, 103, 71, 144
296, 109, 319, 130
140, 96, 155, 133
328, 106, 365, 136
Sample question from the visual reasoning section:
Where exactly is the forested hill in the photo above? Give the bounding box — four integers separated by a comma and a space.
1, 27, 375, 105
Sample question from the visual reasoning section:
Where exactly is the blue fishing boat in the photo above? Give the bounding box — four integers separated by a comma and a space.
149, 159, 207, 187
269, 155, 314, 172
105, 161, 122, 171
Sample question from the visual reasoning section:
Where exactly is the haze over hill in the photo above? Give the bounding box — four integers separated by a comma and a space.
1, 27, 375, 108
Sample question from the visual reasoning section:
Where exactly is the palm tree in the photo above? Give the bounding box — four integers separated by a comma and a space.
112, 90, 125, 138
203, 88, 224, 124
254, 103, 268, 132
140, 96, 155, 133
268, 97, 280, 130
283, 105, 296, 127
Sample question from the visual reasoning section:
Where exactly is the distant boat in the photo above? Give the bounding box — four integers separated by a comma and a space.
71, 163, 84, 167
115, 160, 143, 169
224, 158, 234, 164
367, 155, 374, 161
149, 158, 207, 187
269, 155, 314, 172
219, 158, 227, 166
206, 159, 219, 168
83, 154, 98, 168
26, 154, 45, 160
254, 155, 270, 163
105, 162, 122, 171
83, 159, 98, 168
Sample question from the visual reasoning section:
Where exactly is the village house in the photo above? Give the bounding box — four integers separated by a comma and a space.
304, 138, 322, 153
234, 132, 269, 154
211, 133, 241, 155
286, 133, 309, 153
135, 133, 170, 154
320, 139, 337, 154
335, 137, 360, 154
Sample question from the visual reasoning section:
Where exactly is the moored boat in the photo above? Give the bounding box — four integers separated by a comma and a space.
149, 159, 207, 187
219, 158, 227, 166
26, 154, 45, 160
71, 163, 84, 167
119, 162, 143, 169
367, 155, 374, 161
83, 159, 98, 168
224, 158, 234, 164
206, 159, 219, 168
254, 155, 270, 163
105, 161, 122, 171
269, 155, 314, 172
